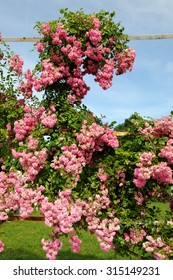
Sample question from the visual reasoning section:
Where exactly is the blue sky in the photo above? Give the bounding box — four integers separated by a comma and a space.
1, 0, 173, 124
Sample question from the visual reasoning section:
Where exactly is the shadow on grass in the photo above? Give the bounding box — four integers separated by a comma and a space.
0, 248, 116, 260
57, 250, 118, 260
0, 248, 45, 260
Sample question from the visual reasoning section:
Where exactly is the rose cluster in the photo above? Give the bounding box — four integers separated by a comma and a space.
8, 54, 23, 75
139, 116, 173, 139
51, 121, 119, 185
11, 148, 48, 181
10, 16, 135, 103
0, 171, 45, 219
124, 228, 146, 245
133, 152, 173, 188
40, 187, 120, 259
115, 48, 136, 75
13, 104, 57, 141
159, 139, 173, 165
13, 105, 45, 141
143, 236, 172, 260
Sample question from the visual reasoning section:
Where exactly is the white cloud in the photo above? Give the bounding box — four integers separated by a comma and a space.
2, 0, 173, 39
110, 0, 173, 34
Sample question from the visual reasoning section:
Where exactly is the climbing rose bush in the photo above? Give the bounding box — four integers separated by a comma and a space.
15, 9, 135, 103
0, 9, 173, 260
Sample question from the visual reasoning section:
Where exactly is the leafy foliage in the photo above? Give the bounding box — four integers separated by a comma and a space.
0, 9, 173, 260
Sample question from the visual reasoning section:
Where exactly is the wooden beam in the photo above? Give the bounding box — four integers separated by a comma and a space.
7, 215, 44, 221
2, 37, 41, 42
114, 131, 130, 136
128, 34, 173, 40
2, 34, 173, 42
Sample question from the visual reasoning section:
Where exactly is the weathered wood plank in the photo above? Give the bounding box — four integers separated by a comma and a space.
7, 215, 44, 221
129, 34, 173, 40
114, 131, 130, 136
2, 37, 41, 42
2, 34, 173, 42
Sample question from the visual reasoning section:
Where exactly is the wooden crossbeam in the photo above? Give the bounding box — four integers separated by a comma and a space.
114, 131, 130, 136
2, 34, 173, 42
7, 215, 44, 221
129, 34, 173, 40
2, 37, 41, 42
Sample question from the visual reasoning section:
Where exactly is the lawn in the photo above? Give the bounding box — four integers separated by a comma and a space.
0, 220, 128, 260
0, 202, 170, 260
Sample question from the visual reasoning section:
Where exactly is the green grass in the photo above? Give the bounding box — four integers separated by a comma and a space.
0, 202, 170, 260
148, 201, 170, 218
0, 220, 127, 260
